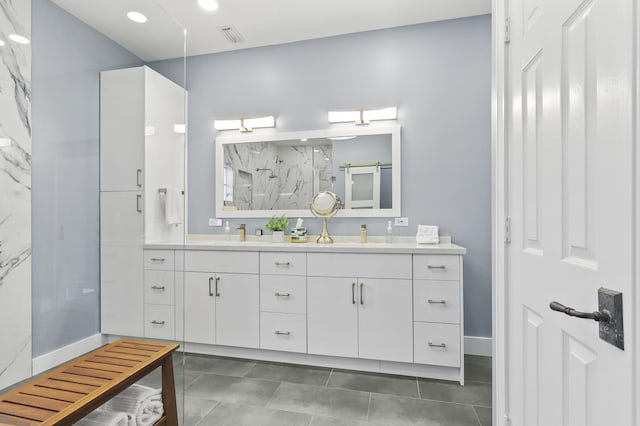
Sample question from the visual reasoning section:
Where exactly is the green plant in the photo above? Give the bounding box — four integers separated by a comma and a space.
265, 215, 289, 232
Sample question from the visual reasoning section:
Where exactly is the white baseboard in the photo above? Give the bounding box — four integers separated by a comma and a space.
464, 336, 493, 357
32, 333, 105, 375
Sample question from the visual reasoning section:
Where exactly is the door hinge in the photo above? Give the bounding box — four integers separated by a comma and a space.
504, 217, 511, 244
504, 16, 511, 44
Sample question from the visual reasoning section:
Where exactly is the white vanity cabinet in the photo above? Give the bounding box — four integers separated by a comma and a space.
307, 253, 413, 363
183, 251, 260, 349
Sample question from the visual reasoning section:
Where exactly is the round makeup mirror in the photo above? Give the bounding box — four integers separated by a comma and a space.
310, 191, 342, 244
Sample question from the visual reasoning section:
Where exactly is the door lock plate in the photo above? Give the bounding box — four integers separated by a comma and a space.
598, 287, 624, 350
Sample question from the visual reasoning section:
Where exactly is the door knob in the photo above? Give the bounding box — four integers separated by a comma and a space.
549, 301, 610, 322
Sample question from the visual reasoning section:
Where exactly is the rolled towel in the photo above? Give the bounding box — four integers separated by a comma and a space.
416, 225, 439, 244
99, 384, 164, 426
74, 409, 129, 426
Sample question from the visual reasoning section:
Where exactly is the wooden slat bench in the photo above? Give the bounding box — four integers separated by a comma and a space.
0, 338, 179, 426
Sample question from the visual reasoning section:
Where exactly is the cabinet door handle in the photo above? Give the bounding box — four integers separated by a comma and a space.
274, 261, 291, 267
150, 258, 165, 262
275, 292, 290, 297
215, 276, 221, 297
137, 169, 142, 187
427, 265, 446, 270
275, 331, 291, 336
352, 282, 356, 305
151, 320, 165, 325
208, 277, 214, 296
428, 299, 446, 304
360, 282, 364, 305
428, 342, 447, 348
136, 194, 142, 213
151, 285, 166, 291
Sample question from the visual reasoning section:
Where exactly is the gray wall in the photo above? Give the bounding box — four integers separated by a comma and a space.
32, 0, 142, 357
152, 15, 492, 337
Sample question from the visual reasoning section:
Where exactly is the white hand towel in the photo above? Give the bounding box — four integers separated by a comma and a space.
99, 384, 164, 426
416, 225, 439, 244
74, 409, 129, 426
164, 187, 183, 226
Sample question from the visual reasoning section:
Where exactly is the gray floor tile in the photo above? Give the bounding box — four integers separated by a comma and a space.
368, 393, 481, 426
464, 355, 492, 384
474, 406, 492, 426
178, 396, 219, 426
136, 366, 201, 392
328, 370, 419, 398
310, 415, 369, 426
185, 374, 281, 406
246, 361, 331, 386
267, 382, 370, 421
419, 379, 491, 407
184, 353, 256, 377
198, 401, 312, 426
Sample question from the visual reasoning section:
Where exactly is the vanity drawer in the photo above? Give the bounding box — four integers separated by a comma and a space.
260, 275, 306, 314
144, 250, 174, 270
185, 250, 258, 274
413, 255, 460, 281
414, 322, 460, 367
413, 280, 460, 324
260, 252, 306, 276
308, 253, 411, 279
144, 270, 175, 305
260, 312, 307, 353
144, 304, 175, 340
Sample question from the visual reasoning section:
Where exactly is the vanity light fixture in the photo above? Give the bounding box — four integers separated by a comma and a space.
8, 34, 30, 44
214, 116, 275, 132
328, 107, 397, 125
198, 0, 219, 11
127, 11, 148, 24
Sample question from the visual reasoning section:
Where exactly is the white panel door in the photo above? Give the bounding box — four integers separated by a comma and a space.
345, 166, 381, 209
100, 191, 143, 336
215, 273, 260, 348
307, 277, 358, 358
183, 272, 215, 345
358, 278, 413, 363
507, 0, 635, 424
100, 67, 144, 192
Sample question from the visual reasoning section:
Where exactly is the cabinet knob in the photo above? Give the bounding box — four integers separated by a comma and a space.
275, 331, 291, 336
428, 342, 447, 348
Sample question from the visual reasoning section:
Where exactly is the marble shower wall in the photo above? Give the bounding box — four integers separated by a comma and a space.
0, 0, 32, 389
224, 142, 332, 211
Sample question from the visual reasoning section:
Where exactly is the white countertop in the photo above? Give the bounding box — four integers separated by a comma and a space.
144, 235, 466, 255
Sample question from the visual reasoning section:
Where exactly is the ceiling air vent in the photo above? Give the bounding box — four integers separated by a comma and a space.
219, 25, 245, 44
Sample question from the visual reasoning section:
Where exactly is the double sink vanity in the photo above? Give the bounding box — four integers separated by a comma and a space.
99, 65, 467, 384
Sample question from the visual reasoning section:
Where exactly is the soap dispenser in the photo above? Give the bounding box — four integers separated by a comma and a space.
385, 221, 394, 243
224, 221, 231, 240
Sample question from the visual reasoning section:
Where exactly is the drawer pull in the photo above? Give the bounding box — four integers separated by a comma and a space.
151, 320, 165, 326
360, 282, 364, 305
428, 299, 446, 304
275, 331, 291, 336
352, 282, 356, 305
274, 262, 291, 267
215, 276, 221, 297
208, 277, 214, 297
151, 285, 166, 291
427, 265, 446, 270
150, 258, 165, 262
428, 342, 447, 348
275, 292, 291, 297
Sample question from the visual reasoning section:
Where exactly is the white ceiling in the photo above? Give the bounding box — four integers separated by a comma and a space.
52, 0, 491, 62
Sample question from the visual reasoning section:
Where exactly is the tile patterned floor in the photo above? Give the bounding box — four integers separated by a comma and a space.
139, 354, 492, 426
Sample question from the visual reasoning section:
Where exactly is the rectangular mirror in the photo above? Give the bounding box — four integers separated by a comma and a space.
215, 126, 401, 218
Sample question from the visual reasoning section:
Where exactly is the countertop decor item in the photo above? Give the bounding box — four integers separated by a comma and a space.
266, 215, 289, 242
310, 191, 342, 244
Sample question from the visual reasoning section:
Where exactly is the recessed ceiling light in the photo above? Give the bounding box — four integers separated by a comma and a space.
8, 34, 29, 44
127, 11, 148, 23
198, 0, 219, 11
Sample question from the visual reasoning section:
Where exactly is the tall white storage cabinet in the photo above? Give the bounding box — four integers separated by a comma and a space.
100, 66, 185, 337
